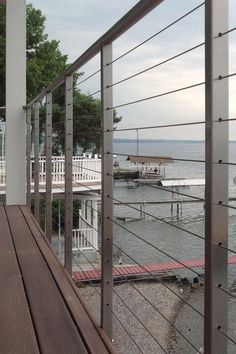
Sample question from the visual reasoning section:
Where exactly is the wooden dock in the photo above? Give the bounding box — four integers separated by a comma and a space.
0, 204, 115, 354
73, 256, 236, 283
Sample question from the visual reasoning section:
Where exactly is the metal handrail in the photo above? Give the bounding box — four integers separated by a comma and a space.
26, 0, 163, 107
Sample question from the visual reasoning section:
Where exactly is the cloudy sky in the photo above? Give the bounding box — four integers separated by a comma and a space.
29, 0, 236, 140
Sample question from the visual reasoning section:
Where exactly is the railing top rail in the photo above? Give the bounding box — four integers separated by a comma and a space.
26, 0, 163, 108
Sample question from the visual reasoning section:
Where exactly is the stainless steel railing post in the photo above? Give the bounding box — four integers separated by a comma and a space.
205, 1, 229, 353
101, 43, 114, 340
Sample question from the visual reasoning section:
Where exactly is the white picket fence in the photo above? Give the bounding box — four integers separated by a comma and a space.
72, 228, 98, 251
0, 157, 5, 186
0, 156, 101, 186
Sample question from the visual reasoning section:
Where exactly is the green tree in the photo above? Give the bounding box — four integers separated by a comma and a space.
26, 5, 68, 102
41, 89, 121, 155
0, 3, 122, 153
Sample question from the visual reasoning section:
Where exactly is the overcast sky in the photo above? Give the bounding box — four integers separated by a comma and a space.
29, 0, 236, 140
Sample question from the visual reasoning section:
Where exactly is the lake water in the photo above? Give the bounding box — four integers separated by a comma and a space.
112, 141, 236, 286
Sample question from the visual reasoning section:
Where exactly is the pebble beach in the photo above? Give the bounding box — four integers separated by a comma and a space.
78, 280, 193, 354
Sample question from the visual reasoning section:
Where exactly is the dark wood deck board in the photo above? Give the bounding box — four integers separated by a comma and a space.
0, 203, 115, 354
6, 205, 88, 354
20, 205, 114, 354
0, 206, 40, 354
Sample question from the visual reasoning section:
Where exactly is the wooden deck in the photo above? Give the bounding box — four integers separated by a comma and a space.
73, 256, 236, 283
0, 204, 115, 354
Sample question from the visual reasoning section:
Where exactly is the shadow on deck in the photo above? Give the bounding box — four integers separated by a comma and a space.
0, 204, 115, 354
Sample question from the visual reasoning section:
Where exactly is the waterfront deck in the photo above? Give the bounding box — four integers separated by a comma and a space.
0, 204, 114, 354
73, 256, 236, 283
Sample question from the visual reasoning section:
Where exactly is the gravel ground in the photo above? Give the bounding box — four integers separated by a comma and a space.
172, 286, 236, 354
78, 280, 190, 354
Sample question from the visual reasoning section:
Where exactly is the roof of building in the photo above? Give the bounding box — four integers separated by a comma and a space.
160, 178, 205, 187
127, 155, 173, 164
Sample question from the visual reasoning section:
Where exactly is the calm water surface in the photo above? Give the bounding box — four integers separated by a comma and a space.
112, 142, 236, 286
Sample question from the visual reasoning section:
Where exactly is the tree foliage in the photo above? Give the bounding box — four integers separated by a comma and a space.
40, 89, 121, 155
26, 4, 68, 102
0, 3, 122, 153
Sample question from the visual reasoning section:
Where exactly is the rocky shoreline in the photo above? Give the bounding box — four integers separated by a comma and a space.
78, 279, 196, 354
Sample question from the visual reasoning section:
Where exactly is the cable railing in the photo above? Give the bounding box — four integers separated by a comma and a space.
53, 198, 203, 353
45, 174, 197, 345
107, 119, 206, 132
51, 204, 150, 354
24, 0, 236, 353
109, 2, 205, 65
108, 81, 205, 110
105, 151, 206, 164
77, 199, 205, 318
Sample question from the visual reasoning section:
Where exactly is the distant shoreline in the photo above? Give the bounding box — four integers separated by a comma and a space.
114, 139, 236, 144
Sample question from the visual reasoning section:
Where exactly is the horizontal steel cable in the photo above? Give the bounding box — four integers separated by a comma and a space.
34, 117, 235, 134
111, 241, 204, 319
70, 163, 101, 176
217, 326, 236, 346
71, 246, 145, 354
71, 241, 144, 354
218, 284, 236, 300
6, 158, 208, 204
109, 2, 205, 65
72, 232, 201, 353
219, 72, 236, 80
70, 160, 204, 203
220, 117, 236, 122
218, 161, 236, 166
109, 306, 146, 354
219, 26, 236, 37
111, 243, 202, 353
87, 89, 101, 97
72, 257, 100, 292
51, 182, 66, 193
52, 232, 65, 258
62, 181, 204, 242
53, 178, 101, 194
126, 180, 205, 202
108, 195, 205, 240
71, 180, 101, 193
39, 158, 205, 205
72, 240, 155, 354
72, 132, 101, 138
109, 42, 204, 88
75, 69, 101, 87
50, 181, 204, 325
71, 163, 204, 202
218, 243, 236, 255
107, 283, 168, 354
52, 92, 65, 103
107, 82, 205, 110
107, 120, 206, 132
76, 199, 205, 317
111, 218, 202, 277
106, 151, 205, 164
220, 202, 236, 211
50, 195, 205, 341
70, 160, 203, 207
113, 185, 204, 203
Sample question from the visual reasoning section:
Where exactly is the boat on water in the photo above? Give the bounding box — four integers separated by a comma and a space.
127, 155, 173, 182
113, 155, 120, 168
114, 155, 174, 186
